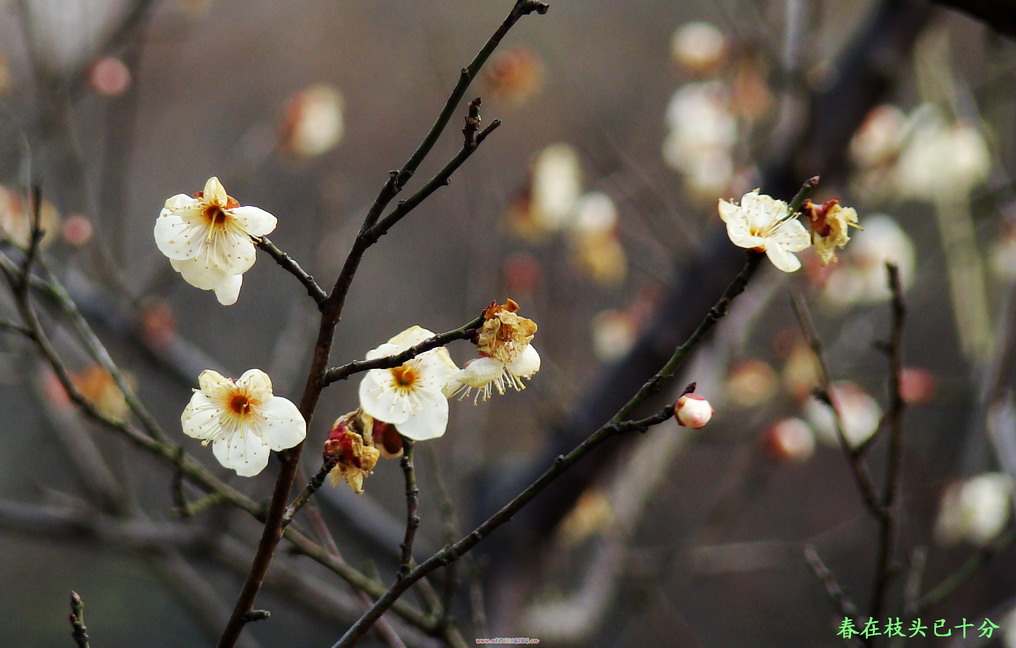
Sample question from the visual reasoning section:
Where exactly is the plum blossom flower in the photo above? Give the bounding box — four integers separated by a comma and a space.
445, 300, 541, 403
182, 369, 306, 477
154, 177, 277, 305
718, 189, 811, 272
358, 326, 458, 441
324, 410, 381, 494
803, 198, 861, 266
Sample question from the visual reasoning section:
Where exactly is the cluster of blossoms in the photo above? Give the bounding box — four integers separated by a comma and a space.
153, 180, 543, 481
719, 189, 861, 272
339, 300, 541, 491
154, 177, 277, 305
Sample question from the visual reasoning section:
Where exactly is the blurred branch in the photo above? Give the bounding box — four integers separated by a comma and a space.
929, 0, 1016, 39
870, 264, 908, 624
915, 525, 1016, 614
790, 292, 885, 519
804, 545, 862, 630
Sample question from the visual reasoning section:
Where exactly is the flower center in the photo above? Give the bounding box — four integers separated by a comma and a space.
203, 205, 230, 229
390, 365, 417, 388
229, 393, 253, 416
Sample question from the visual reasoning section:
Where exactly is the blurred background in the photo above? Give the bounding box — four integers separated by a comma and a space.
0, 0, 1015, 646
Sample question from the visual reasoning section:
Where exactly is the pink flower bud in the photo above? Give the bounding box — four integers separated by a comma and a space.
675, 393, 714, 429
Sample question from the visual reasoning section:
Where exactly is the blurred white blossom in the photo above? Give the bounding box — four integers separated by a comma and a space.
935, 473, 1014, 547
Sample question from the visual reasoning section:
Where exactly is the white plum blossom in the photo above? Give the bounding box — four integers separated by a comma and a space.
718, 189, 811, 272
182, 369, 306, 477
358, 326, 458, 441
444, 300, 541, 403
154, 177, 277, 305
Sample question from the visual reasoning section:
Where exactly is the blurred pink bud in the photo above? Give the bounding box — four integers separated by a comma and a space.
675, 393, 713, 429
89, 56, 131, 97
900, 367, 936, 404
61, 214, 93, 247
762, 417, 815, 463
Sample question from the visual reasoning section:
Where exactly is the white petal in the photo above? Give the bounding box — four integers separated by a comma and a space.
765, 245, 802, 273
387, 325, 435, 349
417, 348, 458, 389
213, 274, 243, 305
257, 396, 306, 451
155, 209, 208, 261
171, 257, 234, 290
195, 228, 257, 275
198, 369, 233, 396
717, 198, 738, 224
358, 370, 412, 424
769, 218, 811, 252
365, 342, 402, 361
393, 391, 449, 441
231, 205, 277, 237
204, 177, 228, 205
212, 431, 272, 477
724, 218, 763, 250
236, 368, 273, 400
507, 345, 541, 378
182, 392, 224, 441
164, 193, 198, 211
456, 357, 504, 387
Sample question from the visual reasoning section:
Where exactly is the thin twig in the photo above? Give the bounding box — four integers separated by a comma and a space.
398, 441, 420, 582
16, 184, 43, 294
803, 545, 861, 622
324, 316, 483, 385
790, 291, 885, 519
869, 263, 908, 624
423, 443, 463, 622
69, 591, 90, 648
283, 457, 338, 527
915, 526, 1016, 614
256, 236, 328, 306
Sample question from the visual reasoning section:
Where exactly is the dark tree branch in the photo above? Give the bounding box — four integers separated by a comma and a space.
217, 4, 547, 645
398, 441, 420, 580
257, 236, 328, 306
324, 316, 484, 385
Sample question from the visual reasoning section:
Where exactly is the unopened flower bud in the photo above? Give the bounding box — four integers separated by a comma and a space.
675, 393, 714, 429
